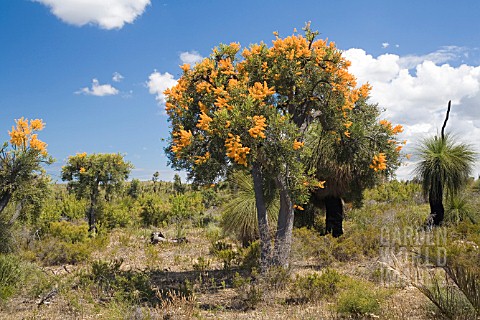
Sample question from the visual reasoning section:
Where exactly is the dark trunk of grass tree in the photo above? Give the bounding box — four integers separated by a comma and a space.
0, 192, 12, 214
428, 182, 444, 226
273, 173, 295, 268
325, 195, 344, 237
251, 162, 272, 272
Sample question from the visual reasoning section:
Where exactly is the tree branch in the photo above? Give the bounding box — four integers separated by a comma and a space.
441, 100, 451, 140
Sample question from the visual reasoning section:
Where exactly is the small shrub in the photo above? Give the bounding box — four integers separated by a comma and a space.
47, 221, 89, 243
192, 257, 210, 272
290, 268, 342, 303
86, 259, 157, 304
36, 238, 93, 265
232, 270, 263, 309
0, 254, 22, 301
240, 240, 260, 271
100, 204, 134, 229
139, 194, 170, 227
336, 278, 384, 316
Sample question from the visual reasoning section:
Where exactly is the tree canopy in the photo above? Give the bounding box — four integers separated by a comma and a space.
1, 118, 52, 215
164, 24, 403, 267
61, 153, 133, 232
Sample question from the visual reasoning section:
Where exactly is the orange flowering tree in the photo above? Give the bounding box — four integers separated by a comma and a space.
0, 118, 52, 215
304, 100, 405, 237
164, 24, 397, 268
61, 153, 133, 233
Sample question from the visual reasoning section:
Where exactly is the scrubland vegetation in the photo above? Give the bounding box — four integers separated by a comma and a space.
2, 26, 479, 319
0, 177, 479, 319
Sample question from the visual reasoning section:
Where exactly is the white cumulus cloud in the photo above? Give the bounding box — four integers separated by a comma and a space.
76, 79, 119, 96
112, 72, 124, 82
343, 47, 480, 179
34, 0, 151, 29
382, 42, 390, 49
180, 51, 203, 65
146, 71, 177, 104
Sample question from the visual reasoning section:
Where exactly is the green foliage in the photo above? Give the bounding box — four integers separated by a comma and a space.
34, 220, 105, 265
47, 220, 89, 243
210, 241, 239, 270
415, 134, 477, 200
363, 180, 423, 204
0, 118, 54, 217
86, 259, 157, 304
232, 270, 264, 309
61, 153, 133, 201
0, 254, 22, 302
336, 278, 384, 316
239, 240, 260, 271
445, 195, 477, 225
173, 174, 185, 194
415, 272, 476, 320
127, 179, 142, 199
221, 171, 278, 246
139, 193, 171, 227
290, 269, 342, 302
100, 201, 136, 229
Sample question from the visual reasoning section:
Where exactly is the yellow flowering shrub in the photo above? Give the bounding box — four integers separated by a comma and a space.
8, 117, 47, 155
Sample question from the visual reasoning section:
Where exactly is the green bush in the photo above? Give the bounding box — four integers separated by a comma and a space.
100, 202, 136, 229
86, 259, 157, 304
337, 278, 384, 316
35, 238, 93, 265
47, 220, 89, 243
0, 254, 22, 302
139, 194, 171, 227
239, 240, 260, 271
290, 269, 342, 302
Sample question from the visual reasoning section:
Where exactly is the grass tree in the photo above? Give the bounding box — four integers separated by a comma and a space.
415, 101, 477, 226
61, 153, 133, 233
165, 24, 374, 269
415, 134, 476, 226
304, 101, 403, 237
221, 171, 279, 247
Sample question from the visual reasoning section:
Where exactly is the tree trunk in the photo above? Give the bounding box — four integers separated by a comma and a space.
251, 162, 272, 272
428, 183, 444, 226
325, 196, 344, 237
273, 174, 295, 268
88, 189, 99, 234
0, 192, 12, 215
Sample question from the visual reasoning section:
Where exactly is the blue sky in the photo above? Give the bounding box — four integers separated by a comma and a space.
1, 0, 480, 181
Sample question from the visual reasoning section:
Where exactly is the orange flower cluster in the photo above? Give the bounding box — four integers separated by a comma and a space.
8, 117, 47, 155
379, 119, 403, 135
269, 34, 311, 60
180, 63, 190, 72
248, 115, 267, 139
196, 112, 213, 132
214, 96, 233, 110
242, 44, 264, 58
248, 81, 275, 100
171, 129, 192, 154
194, 152, 211, 165
196, 81, 213, 94
369, 153, 387, 171
293, 140, 304, 150
218, 58, 236, 75
293, 204, 304, 211
225, 134, 250, 166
